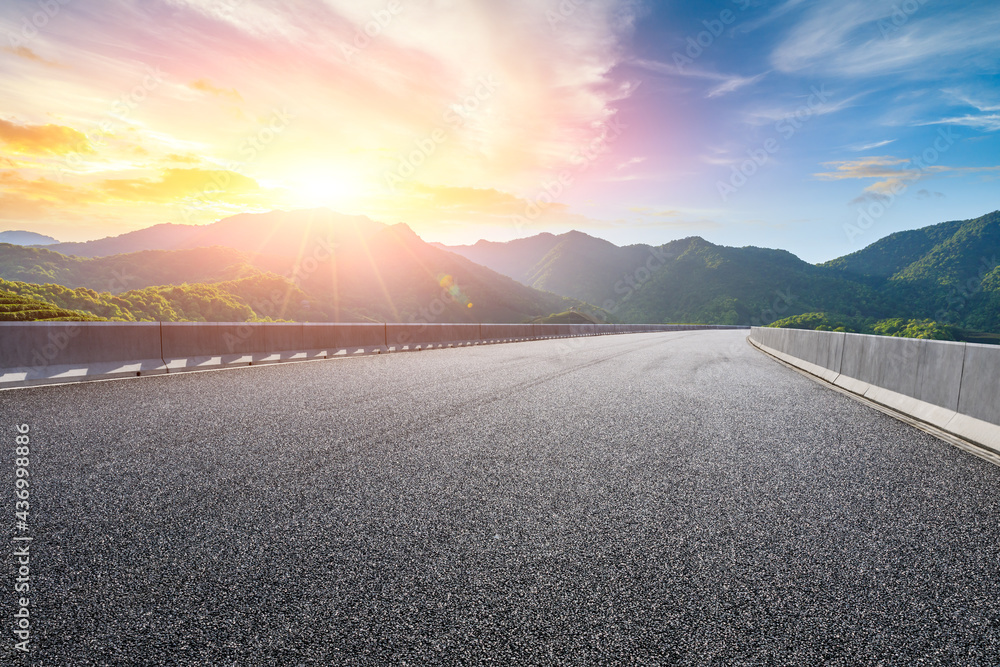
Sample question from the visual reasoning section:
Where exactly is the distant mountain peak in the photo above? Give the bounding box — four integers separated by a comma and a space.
0, 230, 59, 246
42, 208, 387, 259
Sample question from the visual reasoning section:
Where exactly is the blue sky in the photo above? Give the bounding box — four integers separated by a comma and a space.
1, 0, 998, 263
592, 0, 1000, 261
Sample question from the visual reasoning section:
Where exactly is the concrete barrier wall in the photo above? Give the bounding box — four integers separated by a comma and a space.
749, 326, 1000, 451
0, 322, 165, 384
0, 321, 748, 388
302, 323, 385, 354
0, 321, 161, 367
481, 324, 533, 341
263, 323, 305, 358
532, 324, 561, 338
386, 323, 482, 349
955, 344, 1000, 440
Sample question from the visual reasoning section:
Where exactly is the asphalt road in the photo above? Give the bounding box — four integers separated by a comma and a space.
3, 330, 1000, 665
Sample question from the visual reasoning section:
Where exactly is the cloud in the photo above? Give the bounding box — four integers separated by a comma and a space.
849, 139, 895, 151
915, 189, 945, 199
629, 59, 768, 98
615, 156, 645, 171
0, 170, 96, 218
817, 155, 1000, 202
100, 168, 261, 203
848, 191, 892, 205
734, 0, 808, 34
816, 156, 913, 181
942, 89, 1000, 113
3, 46, 59, 67
0, 119, 92, 155
162, 153, 203, 164
817, 155, 931, 198
169, 0, 641, 178
707, 72, 769, 98
771, 0, 1000, 77
190, 79, 244, 102
742, 91, 862, 126
0, 170, 92, 203
918, 114, 1000, 132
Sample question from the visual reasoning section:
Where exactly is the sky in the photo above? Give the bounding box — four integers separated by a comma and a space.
1, 0, 998, 263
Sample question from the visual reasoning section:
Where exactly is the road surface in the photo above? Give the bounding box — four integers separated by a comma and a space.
3, 330, 999, 664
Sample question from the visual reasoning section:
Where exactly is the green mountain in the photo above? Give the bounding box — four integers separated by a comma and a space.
437, 231, 650, 305
821, 210, 1000, 332
0, 276, 285, 322
611, 238, 887, 325
0, 218, 592, 323
0, 289, 103, 321
0, 244, 254, 289
289, 222, 590, 324
441, 210, 1000, 335
9, 207, 999, 334
442, 232, 885, 326
822, 212, 1000, 283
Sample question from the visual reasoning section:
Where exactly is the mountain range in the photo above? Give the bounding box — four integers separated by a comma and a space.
0, 230, 58, 246
436, 211, 1000, 335
2, 208, 998, 336
0, 210, 588, 323
436, 232, 884, 325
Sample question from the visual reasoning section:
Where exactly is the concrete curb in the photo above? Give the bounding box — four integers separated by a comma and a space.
748, 328, 1000, 458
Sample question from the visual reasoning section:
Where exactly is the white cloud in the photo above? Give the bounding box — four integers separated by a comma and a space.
707, 72, 768, 98
628, 59, 767, 98
742, 91, 863, 126
918, 114, 1000, 132
849, 139, 895, 151
771, 0, 1000, 78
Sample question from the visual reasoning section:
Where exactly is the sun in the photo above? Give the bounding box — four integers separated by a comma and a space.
284, 167, 364, 208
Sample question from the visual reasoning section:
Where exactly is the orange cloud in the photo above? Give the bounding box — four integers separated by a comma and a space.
815, 155, 1000, 200
0, 119, 92, 156
814, 156, 916, 181
0, 171, 95, 219
190, 79, 243, 102
3, 46, 59, 67
100, 168, 260, 202
163, 153, 202, 165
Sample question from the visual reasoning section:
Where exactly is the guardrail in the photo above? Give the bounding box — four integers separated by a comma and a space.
0, 321, 747, 389
749, 326, 1000, 452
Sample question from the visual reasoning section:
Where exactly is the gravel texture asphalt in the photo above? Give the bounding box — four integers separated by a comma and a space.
2, 329, 1000, 665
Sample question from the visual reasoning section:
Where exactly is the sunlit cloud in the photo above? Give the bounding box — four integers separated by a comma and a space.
0, 119, 92, 155
190, 78, 243, 102
3, 46, 60, 67
0, 0, 997, 258
0, 170, 94, 205
815, 155, 1000, 204
99, 167, 261, 203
